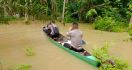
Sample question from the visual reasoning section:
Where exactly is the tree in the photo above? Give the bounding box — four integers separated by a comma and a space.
62, 0, 66, 26
128, 2, 132, 28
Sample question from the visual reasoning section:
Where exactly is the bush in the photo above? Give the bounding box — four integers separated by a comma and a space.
0, 16, 17, 24
0, 16, 9, 24
9, 64, 31, 70
92, 43, 128, 70
86, 9, 97, 19
128, 29, 132, 36
128, 24, 132, 36
64, 15, 78, 23
128, 66, 132, 70
94, 17, 128, 32
26, 47, 35, 56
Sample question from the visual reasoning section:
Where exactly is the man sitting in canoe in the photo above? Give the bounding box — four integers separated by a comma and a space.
43, 21, 60, 39
66, 22, 90, 56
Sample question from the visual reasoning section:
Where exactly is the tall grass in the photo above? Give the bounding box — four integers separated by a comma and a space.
25, 47, 35, 56
0, 16, 17, 24
129, 30, 132, 36
0, 60, 2, 70
128, 24, 132, 36
92, 43, 128, 70
9, 64, 31, 70
94, 17, 128, 32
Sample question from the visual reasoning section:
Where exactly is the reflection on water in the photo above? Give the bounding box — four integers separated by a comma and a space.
0, 21, 132, 70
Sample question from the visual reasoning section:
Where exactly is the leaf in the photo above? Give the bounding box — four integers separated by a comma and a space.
86, 9, 97, 19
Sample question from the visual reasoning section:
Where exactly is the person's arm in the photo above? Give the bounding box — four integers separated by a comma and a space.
66, 32, 70, 37
66, 31, 71, 40
69, 27, 73, 31
67, 30, 73, 37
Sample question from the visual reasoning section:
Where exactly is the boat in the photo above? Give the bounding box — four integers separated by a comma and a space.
43, 29, 100, 67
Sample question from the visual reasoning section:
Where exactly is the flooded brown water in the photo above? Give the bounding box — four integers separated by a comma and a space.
0, 21, 132, 70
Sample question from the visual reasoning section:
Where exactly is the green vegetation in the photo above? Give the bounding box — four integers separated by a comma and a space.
128, 66, 132, 70
129, 21, 132, 36
26, 47, 35, 56
129, 29, 132, 36
0, 0, 131, 24
92, 43, 128, 70
0, 16, 17, 24
128, 22, 132, 41
0, 0, 131, 33
0, 0, 131, 69
0, 60, 2, 70
94, 17, 128, 32
9, 64, 31, 70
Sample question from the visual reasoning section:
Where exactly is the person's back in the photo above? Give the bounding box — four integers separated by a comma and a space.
47, 21, 60, 38
66, 22, 90, 56
69, 29, 82, 49
67, 22, 83, 50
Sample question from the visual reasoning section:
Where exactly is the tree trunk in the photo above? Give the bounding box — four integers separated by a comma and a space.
25, 0, 29, 24
62, 0, 66, 26
3, 2, 8, 17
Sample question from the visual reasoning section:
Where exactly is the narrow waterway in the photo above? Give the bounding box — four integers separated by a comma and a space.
0, 21, 131, 70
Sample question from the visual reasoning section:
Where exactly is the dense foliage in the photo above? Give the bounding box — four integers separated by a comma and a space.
9, 64, 31, 70
129, 29, 132, 36
94, 16, 128, 32
0, 0, 131, 32
92, 43, 128, 70
128, 22, 132, 37
0, 0, 131, 23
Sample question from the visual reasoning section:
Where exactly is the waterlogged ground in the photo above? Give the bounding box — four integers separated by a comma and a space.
0, 21, 132, 70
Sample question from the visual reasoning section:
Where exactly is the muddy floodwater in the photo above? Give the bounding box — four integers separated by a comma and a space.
0, 21, 132, 70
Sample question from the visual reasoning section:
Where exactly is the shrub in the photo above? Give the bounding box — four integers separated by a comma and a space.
0, 16, 17, 24
26, 47, 35, 56
0, 16, 9, 24
86, 9, 97, 19
128, 66, 132, 70
128, 23, 132, 36
92, 43, 128, 70
128, 29, 132, 36
111, 26, 127, 32
64, 15, 78, 23
9, 64, 31, 70
94, 17, 128, 32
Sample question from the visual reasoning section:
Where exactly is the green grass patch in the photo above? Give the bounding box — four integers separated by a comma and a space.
0, 16, 17, 24
0, 60, 2, 70
128, 28, 132, 41
25, 47, 35, 56
128, 65, 132, 70
128, 29, 132, 36
9, 64, 31, 70
94, 17, 128, 32
92, 43, 128, 70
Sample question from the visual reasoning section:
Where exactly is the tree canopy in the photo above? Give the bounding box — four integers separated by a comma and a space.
0, 0, 131, 23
